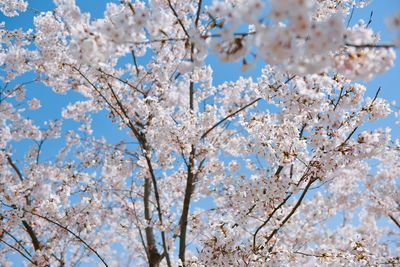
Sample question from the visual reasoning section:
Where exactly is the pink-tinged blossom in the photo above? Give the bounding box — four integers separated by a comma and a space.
27, 98, 41, 110
0, 0, 27, 17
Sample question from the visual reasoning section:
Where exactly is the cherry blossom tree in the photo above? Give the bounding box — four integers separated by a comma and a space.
0, 0, 399, 266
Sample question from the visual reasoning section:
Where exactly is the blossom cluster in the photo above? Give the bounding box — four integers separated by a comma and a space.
206, 0, 396, 79
0, 0, 398, 266
0, 0, 27, 17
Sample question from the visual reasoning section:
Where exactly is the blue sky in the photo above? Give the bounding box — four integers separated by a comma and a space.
347, 0, 400, 139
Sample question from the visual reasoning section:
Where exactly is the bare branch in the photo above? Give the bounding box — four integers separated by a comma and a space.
341, 126, 358, 146
143, 175, 162, 266
388, 214, 400, 229
131, 50, 140, 75
195, 0, 203, 27
366, 11, 374, 28
346, 5, 355, 28
345, 43, 396, 49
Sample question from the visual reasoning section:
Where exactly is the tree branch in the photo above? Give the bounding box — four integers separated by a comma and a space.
70, 65, 126, 122
389, 214, 400, 229
97, 68, 145, 95
144, 175, 161, 266
252, 193, 292, 251
201, 97, 262, 140
195, 0, 202, 27
263, 178, 315, 246
144, 154, 172, 267
345, 43, 396, 49
3, 228, 32, 257
6, 155, 41, 251
105, 83, 167, 263
201, 75, 295, 140
167, 0, 190, 38
333, 86, 344, 111
131, 50, 140, 76
21, 221, 41, 251
178, 146, 196, 265
6, 155, 24, 182
0, 238, 36, 265
25, 209, 108, 267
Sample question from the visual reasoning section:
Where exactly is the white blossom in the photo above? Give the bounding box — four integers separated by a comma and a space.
0, 1, 398, 266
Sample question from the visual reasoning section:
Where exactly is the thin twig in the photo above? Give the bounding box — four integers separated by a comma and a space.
3, 229, 32, 257
167, 0, 190, 38
346, 5, 355, 28
6, 155, 41, 250
131, 50, 140, 75
263, 177, 315, 246
293, 250, 331, 258
0, 238, 36, 265
341, 126, 358, 146
195, 0, 203, 27
97, 68, 145, 95
6, 155, 24, 182
253, 193, 292, 251
201, 97, 262, 139
128, 31, 256, 46
366, 11, 373, 28
345, 43, 396, 49
333, 87, 344, 111
201, 75, 295, 140
389, 214, 400, 229
371, 86, 381, 104
69, 65, 125, 121
25, 209, 108, 267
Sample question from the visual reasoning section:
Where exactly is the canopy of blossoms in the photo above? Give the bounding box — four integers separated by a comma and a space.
0, 0, 399, 266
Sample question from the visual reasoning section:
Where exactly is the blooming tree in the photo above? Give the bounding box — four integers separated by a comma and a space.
0, 0, 399, 266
